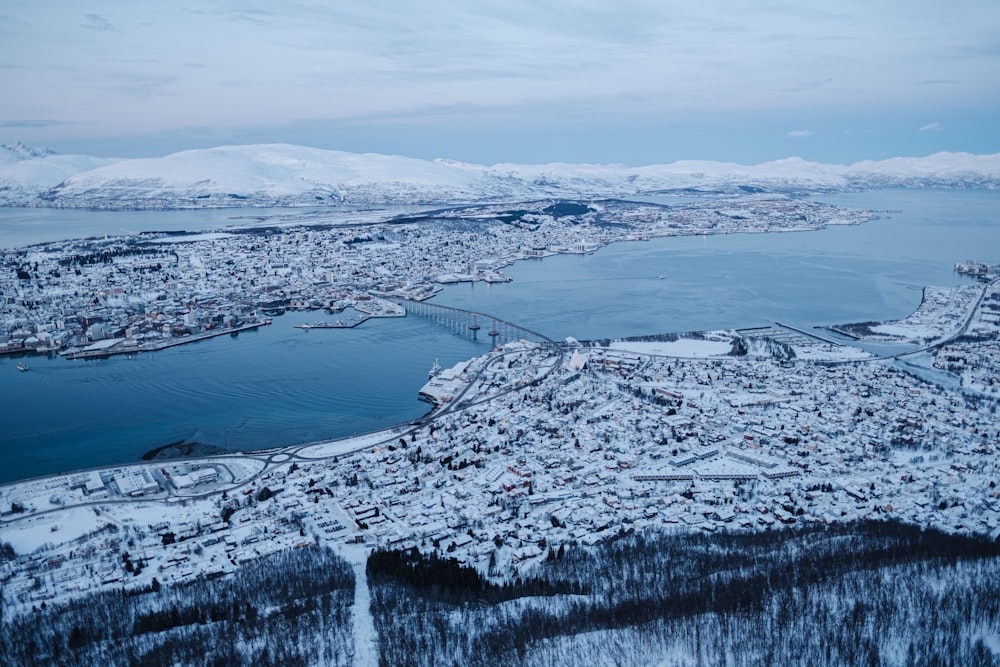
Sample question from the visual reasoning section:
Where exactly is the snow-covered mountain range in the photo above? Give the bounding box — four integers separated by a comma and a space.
2, 142, 998, 209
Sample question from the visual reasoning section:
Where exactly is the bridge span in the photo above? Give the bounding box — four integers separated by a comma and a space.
389, 298, 557, 348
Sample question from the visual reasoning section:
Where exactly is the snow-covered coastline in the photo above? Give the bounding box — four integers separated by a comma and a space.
1, 270, 998, 665
2, 276, 998, 612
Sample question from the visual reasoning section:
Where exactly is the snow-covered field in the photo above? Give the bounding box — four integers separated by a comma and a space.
610, 339, 731, 358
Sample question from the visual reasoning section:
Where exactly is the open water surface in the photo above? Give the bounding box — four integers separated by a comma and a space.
0, 316, 490, 483
435, 190, 997, 340
0, 189, 997, 482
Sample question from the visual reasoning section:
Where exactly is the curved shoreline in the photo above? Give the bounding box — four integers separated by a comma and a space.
1, 193, 992, 490
2, 276, 992, 493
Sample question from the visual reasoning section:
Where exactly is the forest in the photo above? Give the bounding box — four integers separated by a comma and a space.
368, 522, 1000, 666
4, 521, 1000, 666
0, 545, 355, 667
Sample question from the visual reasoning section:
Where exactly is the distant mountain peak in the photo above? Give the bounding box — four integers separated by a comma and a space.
1, 143, 998, 210
1, 142, 57, 160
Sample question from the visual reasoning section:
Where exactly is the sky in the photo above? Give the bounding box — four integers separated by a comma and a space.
1, 1, 999, 165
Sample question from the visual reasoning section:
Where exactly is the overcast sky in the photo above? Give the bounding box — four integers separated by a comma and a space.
2, 1, 998, 164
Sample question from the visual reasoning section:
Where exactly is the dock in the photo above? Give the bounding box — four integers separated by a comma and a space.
773, 321, 843, 346
819, 326, 862, 340
294, 316, 370, 330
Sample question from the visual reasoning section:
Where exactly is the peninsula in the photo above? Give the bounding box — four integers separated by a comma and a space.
1, 197, 871, 359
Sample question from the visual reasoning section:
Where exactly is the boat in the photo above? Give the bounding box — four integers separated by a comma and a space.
429, 358, 441, 378
17, 362, 28, 372
483, 272, 512, 283
955, 260, 989, 276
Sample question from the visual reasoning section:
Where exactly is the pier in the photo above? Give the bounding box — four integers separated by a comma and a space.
820, 326, 861, 340
774, 321, 844, 346
294, 316, 370, 330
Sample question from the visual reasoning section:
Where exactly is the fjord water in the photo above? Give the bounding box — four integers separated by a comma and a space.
0, 204, 424, 250
1, 190, 997, 483
1, 316, 491, 483
436, 190, 998, 340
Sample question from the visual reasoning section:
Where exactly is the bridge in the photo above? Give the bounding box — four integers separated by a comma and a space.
389, 298, 557, 348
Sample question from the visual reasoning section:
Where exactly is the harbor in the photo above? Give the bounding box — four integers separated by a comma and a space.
60, 320, 272, 360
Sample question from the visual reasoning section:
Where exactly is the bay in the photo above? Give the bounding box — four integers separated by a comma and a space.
0, 316, 490, 484
435, 190, 998, 340
0, 189, 997, 483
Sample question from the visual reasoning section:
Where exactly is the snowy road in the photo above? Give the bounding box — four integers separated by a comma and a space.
340, 543, 378, 667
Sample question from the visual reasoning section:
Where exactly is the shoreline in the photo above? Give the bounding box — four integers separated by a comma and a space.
1, 276, 992, 491
0, 194, 995, 489
139, 440, 231, 461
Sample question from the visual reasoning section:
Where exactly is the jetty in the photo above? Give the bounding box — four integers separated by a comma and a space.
774, 321, 844, 346
294, 316, 370, 330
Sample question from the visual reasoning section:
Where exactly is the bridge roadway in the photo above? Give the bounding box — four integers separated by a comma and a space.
388, 297, 557, 347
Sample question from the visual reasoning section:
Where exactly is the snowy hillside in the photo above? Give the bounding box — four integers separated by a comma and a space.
2, 143, 999, 209
0, 143, 120, 206
37, 144, 492, 209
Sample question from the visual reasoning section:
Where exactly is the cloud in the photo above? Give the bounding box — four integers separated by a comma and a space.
918, 122, 943, 133
3, 1, 998, 161
0, 119, 74, 128
81, 14, 114, 32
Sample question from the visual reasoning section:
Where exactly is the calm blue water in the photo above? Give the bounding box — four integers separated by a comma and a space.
0, 204, 431, 251
435, 190, 998, 339
0, 189, 997, 483
0, 317, 490, 483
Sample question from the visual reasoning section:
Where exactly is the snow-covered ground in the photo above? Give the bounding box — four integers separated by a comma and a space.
832, 284, 985, 345
2, 505, 109, 554
297, 427, 411, 459
338, 542, 378, 667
